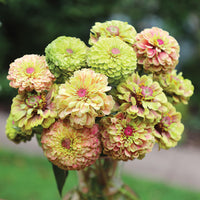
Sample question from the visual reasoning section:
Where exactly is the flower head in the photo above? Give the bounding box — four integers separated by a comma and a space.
56, 69, 114, 128
87, 37, 137, 83
7, 55, 55, 93
134, 27, 180, 73
45, 36, 88, 82
153, 102, 184, 149
117, 73, 168, 122
41, 119, 101, 170
153, 70, 194, 104
100, 112, 155, 161
11, 85, 58, 132
5, 114, 33, 143
89, 20, 137, 45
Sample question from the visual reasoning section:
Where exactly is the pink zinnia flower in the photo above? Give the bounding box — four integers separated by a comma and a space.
41, 119, 101, 170
7, 54, 55, 93
100, 112, 155, 161
134, 27, 180, 73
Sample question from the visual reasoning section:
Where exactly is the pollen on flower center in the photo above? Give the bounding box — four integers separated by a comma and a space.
61, 138, 71, 149
77, 88, 87, 97
157, 39, 164, 45
124, 126, 133, 136
106, 25, 119, 35
26, 67, 35, 74
66, 48, 73, 54
111, 48, 120, 55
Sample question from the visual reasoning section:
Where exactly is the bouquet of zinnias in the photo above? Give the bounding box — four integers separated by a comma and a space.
6, 20, 194, 195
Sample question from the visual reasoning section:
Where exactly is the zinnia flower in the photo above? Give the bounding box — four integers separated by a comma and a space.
5, 114, 33, 143
41, 119, 101, 170
56, 69, 114, 128
133, 27, 180, 73
117, 73, 168, 122
153, 70, 194, 104
87, 37, 137, 83
89, 20, 137, 46
45, 36, 88, 82
100, 112, 155, 161
153, 102, 184, 149
10, 85, 58, 132
7, 54, 55, 93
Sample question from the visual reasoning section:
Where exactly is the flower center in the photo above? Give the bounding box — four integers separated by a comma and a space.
155, 122, 166, 134
61, 138, 71, 149
157, 39, 164, 45
111, 48, 120, 55
77, 88, 87, 97
141, 86, 153, 97
106, 25, 119, 36
25, 92, 47, 109
124, 126, 133, 136
66, 48, 73, 54
26, 67, 35, 74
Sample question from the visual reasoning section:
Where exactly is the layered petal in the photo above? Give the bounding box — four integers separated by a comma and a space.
41, 119, 101, 170
134, 27, 180, 73
100, 112, 155, 161
7, 54, 55, 93
87, 37, 137, 83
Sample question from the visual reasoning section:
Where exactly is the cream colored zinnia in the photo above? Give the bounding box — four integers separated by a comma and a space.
56, 68, 115, 128
7, 54, 55, 93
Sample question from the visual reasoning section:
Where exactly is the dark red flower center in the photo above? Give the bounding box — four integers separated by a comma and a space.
124, 126, 133, 136
61, 138, 71, 149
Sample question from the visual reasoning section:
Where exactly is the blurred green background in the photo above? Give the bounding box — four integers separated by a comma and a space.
0, 0, 199, 140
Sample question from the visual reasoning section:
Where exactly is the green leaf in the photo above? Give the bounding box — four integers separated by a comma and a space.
52, 163, 68, 197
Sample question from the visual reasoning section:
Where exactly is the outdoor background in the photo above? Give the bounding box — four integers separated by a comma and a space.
0, 0, 200, 200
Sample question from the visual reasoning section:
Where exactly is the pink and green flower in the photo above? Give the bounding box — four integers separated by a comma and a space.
117, 73, 168, 122
133, 27, 180, 73
41, 119, 101, 170
10, 85, 58, 132
7, 54, 55, 93
100, 112, 155, 161
153, 70, 194, 104
153, 102, 184, 149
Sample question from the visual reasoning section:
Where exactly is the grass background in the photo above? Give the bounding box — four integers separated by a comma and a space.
0, 149, 200, 200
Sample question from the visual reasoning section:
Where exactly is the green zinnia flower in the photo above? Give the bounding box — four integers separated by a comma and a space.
153, 102, 184, 149
5, 114, 34, 143
89, 20, 137, 46
87, 37, 137, 83
45, 36, 88, 83
153, 70, 194, 104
